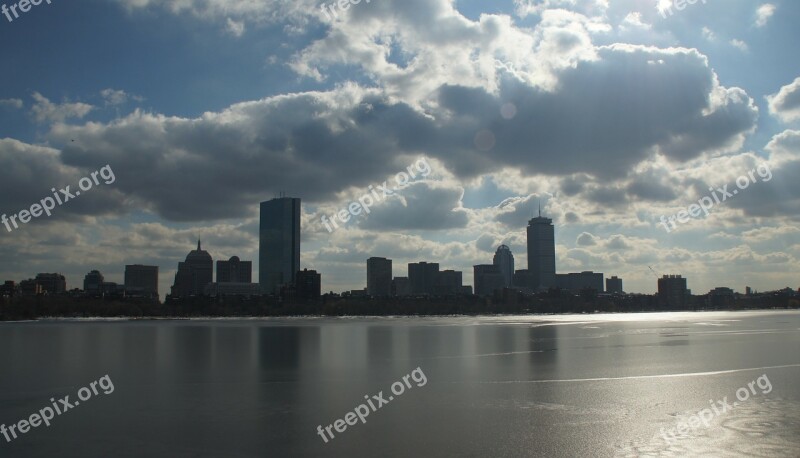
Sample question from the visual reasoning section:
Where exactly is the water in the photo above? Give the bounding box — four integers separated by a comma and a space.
1, 311, 799, 457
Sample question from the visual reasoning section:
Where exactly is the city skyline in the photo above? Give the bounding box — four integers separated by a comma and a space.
2, 2, 800, 457
2, 202, 793, 299
1, 1, 799, 298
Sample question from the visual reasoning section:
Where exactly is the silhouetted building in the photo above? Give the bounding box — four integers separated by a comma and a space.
35, 273, 66, 294
392, 277, 412, 297
658, 275, 688, 309
474, 264, 504, 296
260, 197, 301, 294
555, 272, 604, 293
170, 241, 213, 297
527, 208, 556, 291
367, 257, 392, 297
493, 245, 515, 288
204, 282, 261, 297
409, 262, 439, 295
434, 270, 463, 295
125, 265, 159, 298
83, 270, 104, 294
99, 282, 123, 297
513, 269, 536, 290
217, 257, 252, 283
606, 276, 623, 294
708, 287, 735, 308
19, 279, 42, 296
0, 281, 16, 297
296, 269, 321, 300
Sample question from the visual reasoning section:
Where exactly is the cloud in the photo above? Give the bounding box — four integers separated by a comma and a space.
30, 93, 93, 124
113, 0, 317, 28
226, 18, 245, 37
755, 4, 776, 28
356, 182, 470, 231
0, 98, 23, 109
0, 139, 125, 221
730, 39, 749, 52
514, 0, 609, 19
101, 89, 144, 106
767, 77, 800, 123
26, 17, 753, 227
620, 12, 651, 31
576, 232, 597, 246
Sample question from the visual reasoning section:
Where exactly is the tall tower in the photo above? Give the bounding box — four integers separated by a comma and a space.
170, 241, 212, 297
492, 245, 514, 288
526, 204, 556, 291
259, 197, 301, 294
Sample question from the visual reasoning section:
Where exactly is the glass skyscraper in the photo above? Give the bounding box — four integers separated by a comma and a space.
526, 209, 556, 291
259, 197, 301, 294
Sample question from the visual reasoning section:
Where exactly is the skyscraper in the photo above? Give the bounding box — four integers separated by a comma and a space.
367, 257, 392, 297
170, 241, 213, 297
527, 206, 556, 291
493, 245, 514, 287
259, 197, 301, 294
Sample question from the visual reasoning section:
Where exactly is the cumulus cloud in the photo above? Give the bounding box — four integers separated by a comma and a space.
0, 98, 23, 109
755, 4, 776, 28
0, 139, 125, 221
730, 39, 749, 52
101, 89, 144, 106
24, 3, 752, 230
30, 93, 93, 124
768, 77, 800, 123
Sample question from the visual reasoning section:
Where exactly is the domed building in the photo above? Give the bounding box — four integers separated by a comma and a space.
170, 240, 214, 297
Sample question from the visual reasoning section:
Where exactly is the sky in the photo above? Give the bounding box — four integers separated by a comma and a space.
1, 0, 799, 297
